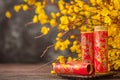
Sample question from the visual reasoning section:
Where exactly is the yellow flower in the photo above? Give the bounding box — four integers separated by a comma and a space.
38, 14, 48, 24
41, 26, 50, 35
110, 10, 118, 17
77, 1, 83, 8
60, 46, 66, 51
67, 56, 72, 62
57, 33, 63, 37
73, 41, 78, 45
56, 12, 60, 17
114, 64, 119, 70
90, 0, 96, 6
52, 62, 55, 66
24, 0, 36, 5
51, 0, 55, 4
57, 55, 66, 63
56, 37, 60, 41
50, 70, 56, 74
54, 41, 61, 50
67, 6, 73, 14
91, 14, 100, 20
50, 19, 57, 27
58, 24, 69, 31
100, 8, 109, 16
96, 0, 103, 5
84, 11, 90, 18
70, 41, 81, 54
58, 0, 64, 10
70, 35, 75, 39
113, 0, 120, 9
32, 15, 38, 23
60, 16, 69, 24
108, 64, 111, 71
78, 53, 82, 58
61, 9, 67, 15
5, 11, 12, 19
23, 4, 29, 11
73, 6, 79, 13
69, 15, 76, 22
64, 39, 70, 45
51, 12, 56, 19
14, 5, 21, 12
80, 25, 87, 31
42, 1, 47, 6
104, 16, 111, 25
83, 4, 89, 10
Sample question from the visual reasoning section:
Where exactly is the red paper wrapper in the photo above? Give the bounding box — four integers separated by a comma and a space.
53, 61, 94, 75
94, 26, 108, 73
81, 32, 94, 64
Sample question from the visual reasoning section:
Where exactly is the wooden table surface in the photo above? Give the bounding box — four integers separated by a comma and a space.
0, 64, 120, 80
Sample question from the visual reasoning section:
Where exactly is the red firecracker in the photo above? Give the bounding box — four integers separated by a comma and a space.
94, 26, 108, 73
81, 32, 94, 64
53, 61, 94, 75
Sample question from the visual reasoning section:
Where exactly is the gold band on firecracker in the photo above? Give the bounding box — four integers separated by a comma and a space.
81, 31, 94, 64
94, 26, 108, 73
94, 26, 108, 31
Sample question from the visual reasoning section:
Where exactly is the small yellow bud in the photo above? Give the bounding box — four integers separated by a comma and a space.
52, 62, 55, 66
56, 12, 60, 17
70, 35, 75, 39
73, 41, 78, 45
60, 16, 69, 24
67, 57, 72, 62
56, 37, 60, 41
33, 15, 38, 23
51, 12, 56, 19
51, 70, 56, 74
5, 11, 12, 19
50, 19, 57, 27
51, 0, 55, 4
41, 26, 50, 35
14, 5, 21, 12
23, 5, 29, 11
78, 53, 82, 58
57, 33, 63, 37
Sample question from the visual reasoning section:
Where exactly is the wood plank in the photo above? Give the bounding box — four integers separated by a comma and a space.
0, 64, 120, 80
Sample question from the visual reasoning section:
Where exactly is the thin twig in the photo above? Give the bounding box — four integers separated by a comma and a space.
34, 34, 45, 39
40, 59, 55, 68
40, 44, 54, 58
32, 59, 56, 71
25, 21, 34, 27
61, 31, 69, 37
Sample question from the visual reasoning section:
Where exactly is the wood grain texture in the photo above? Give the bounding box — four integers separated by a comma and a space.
0, 64, 120, 80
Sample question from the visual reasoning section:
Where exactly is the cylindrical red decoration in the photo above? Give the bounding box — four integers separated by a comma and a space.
53, 61, 94, 75
94, 26, 108, 73
81, 32, 94, 64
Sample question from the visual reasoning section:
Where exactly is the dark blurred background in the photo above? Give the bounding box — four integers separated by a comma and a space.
0, 0, 52, 63
0, 0, 71, 63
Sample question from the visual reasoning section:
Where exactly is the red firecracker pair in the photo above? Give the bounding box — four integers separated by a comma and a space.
81, 26, 108, 74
